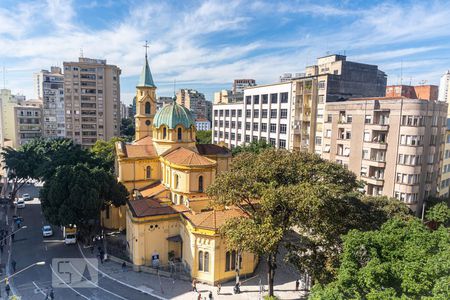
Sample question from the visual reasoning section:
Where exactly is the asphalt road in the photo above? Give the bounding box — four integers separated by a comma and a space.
8, 185, 159, 300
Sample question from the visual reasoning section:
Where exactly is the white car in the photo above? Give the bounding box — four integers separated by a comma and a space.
16, 199, 25, 209
64, 234, 77, 245
22, 193, 31, 201
42, 225, 53, 237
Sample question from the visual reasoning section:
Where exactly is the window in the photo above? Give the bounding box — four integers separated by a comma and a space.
270, 93, 278, 104
246, 110, 251, 118
245, 135, 250, 142
237, 110, 242, 117
237, 122, 242, 129
198, 176, 203, 192
262, 94, 268, 104
253, 123, 259, 131
315, 136, 322, 146
365, 115, 372, 124
231, 110, 236, 117
253, 95, 260, 104
261, 123, 267, 132
262, 109, 268, 118
326, 114, 332, 123
204, 252, 209, 272
347, 115, 352, 123
280, 109, 288, 119
270, 109, 277, 118
254, 110, 259, 118
280, 92, 288, 103
318, 95, 324, 104
199, 251, 204, 271
175, 174, 179, 189
318, 81, 325, 89
220, 110, 224, 117
246, 122, 251, 130
270, 138, 276, 146
253, 136, 258, 142
245, 96, 251, 103
279, 139, 286, 148
270, 124, 277, 133
214, 110, 218, 117
225, 251, 236, 271
280, 124, 287, 134
177, 128, 182, 141
146, 166, 151, 179
145, 102, 151, 114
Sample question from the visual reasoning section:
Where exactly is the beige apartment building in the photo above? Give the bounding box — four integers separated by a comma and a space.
322, 97, 447, 213
176, 89, 211, 120
14, 99, 43, 147
63, 57, 121, 147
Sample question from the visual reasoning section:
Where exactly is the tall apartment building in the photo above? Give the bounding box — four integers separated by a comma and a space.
1, 89, 22, 147
175, 89, 211, 120
322, 97, 447, 213
63, 57, 121, 146
34, 67, 65, 137
156, 96, 173, 110
279, 73, 305, 83
438, 71, 450, 102
214, 90, 233, 104
213, 82, 293, 149
14, 99, 43, 146
233, 79, 256, 94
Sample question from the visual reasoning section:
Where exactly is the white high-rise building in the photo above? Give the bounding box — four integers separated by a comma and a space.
438, 71, 450, 102
34, 67, 65, 137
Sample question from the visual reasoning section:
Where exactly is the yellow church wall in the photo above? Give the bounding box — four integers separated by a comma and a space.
101, 205, 126, 230
118, 158, 161, 192
215, 157, 232, 174
127, 210, 181, 267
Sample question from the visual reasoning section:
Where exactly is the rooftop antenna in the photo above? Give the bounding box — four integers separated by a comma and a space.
143, 40, 149, 58
80, 48, 84, 58
173, 79, 176, 97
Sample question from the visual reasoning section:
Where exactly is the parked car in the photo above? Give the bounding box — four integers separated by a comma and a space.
22, 194, 31, 201
15, 199, 25, 209
42, 225, 53, 237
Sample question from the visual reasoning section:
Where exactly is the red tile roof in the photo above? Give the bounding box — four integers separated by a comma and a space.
164, 147, 215, 166
128, 198, 178, 218
139, 182, 168, 198
182, 208, 245, 230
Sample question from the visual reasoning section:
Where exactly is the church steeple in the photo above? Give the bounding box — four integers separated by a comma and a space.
135, 41, 157, 140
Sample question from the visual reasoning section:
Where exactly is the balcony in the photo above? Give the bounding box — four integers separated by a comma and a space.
362, 157, 386, 168
364, 141, 388, 150
361, 175, 384, 186
366, 123, 389, 131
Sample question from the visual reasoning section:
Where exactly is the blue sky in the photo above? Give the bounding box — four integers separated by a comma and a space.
1, 0, 450, 105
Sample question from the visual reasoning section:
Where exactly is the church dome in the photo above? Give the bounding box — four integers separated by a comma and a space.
153, 101, 195, 129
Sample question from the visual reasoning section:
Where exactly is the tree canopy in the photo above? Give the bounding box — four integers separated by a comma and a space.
310, 218, 450, 300
231, 139, 273, 156
120, 118, 135, 140
196, 130, 212, 144
90, 137, 125, 172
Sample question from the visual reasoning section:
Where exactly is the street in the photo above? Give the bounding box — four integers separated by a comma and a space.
6, 184, 160, 300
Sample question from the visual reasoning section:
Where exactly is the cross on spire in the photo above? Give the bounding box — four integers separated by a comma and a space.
143, 40, 149, 58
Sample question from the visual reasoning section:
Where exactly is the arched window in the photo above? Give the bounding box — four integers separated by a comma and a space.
175, 174, 179, 189
204, 252, 209, 272
225, 251, 236, 272
198, 251, 204, 271
198, 176, 204, 192
145, 102, 151, 114
163, 127, 167, 139
146, 166, 151, 179
177, 128, 182, 141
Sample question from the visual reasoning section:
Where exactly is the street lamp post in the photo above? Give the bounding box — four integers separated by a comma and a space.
0, 261, 46, 283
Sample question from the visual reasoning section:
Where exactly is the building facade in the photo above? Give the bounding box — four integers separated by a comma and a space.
175, 89, 211, 120
232, 79, 256, 94
34, 67, 65, 137
63, 57, 121, 147
195, 118, 211, 131
213, 82, 293, 149
14, 99, 43, 146
438, 71, 450, 102
386, 85, 438, 101
322, 97, 447, 213
105, 55, 257, 285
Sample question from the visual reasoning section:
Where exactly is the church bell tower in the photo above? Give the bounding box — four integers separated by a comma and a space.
135, 42, 157, 140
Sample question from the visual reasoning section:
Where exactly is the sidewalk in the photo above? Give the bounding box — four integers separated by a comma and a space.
80, 245, 307, 299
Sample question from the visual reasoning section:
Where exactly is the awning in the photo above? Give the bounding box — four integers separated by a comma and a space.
167, 235, 182, 242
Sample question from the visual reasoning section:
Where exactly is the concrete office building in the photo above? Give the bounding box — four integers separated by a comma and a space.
63, 57, 121, 147
214, 90, 233, 104
438, 71, 450, 197
279, 73, 305, 83
34, 67, 65, 137
195, 118, 211, 131
386, 85, 438, 101
213, 82, 293, 149
1, 89, 27, 148
322, 97, 447, 213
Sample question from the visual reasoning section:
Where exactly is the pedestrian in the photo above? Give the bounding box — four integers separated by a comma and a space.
233, 281, 241, 294
208, 291, 213, 299
0, 243, 3, 254
295, 279, 300, 291
11, 233, 14, 241
122, 261, 126, 272
49, 287, 54, 300
197, 293, 201, 300
192, 279, 197, 292
99, 249, 105, 264
216, 283, 221, 295
5, 283, 10, 296
11, 259, 16, 272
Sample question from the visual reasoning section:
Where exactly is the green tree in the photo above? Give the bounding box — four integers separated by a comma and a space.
120, 118, 135, 140
90, 137, 125, 172
231, 140, 272, 156
1, 145, 41, 201
196, 130, 212, 144
207, 149, 361, 296
426, 202, 450, 225
40, 164, 128, 241
309, 218, 450, 300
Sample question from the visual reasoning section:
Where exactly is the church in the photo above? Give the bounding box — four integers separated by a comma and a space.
103, 53, 258, 284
